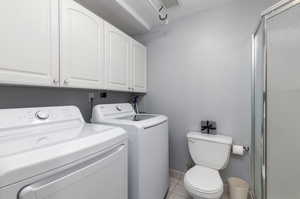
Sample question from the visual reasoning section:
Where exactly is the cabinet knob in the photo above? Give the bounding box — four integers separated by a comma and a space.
64, 79, 69, 85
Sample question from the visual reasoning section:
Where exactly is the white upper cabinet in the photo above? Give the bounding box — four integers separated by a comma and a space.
0, 0, 147, 92
60, 0, 105, 89
0, 0, 59, 87
105, 22, 132, 92
132, 41, 147, 93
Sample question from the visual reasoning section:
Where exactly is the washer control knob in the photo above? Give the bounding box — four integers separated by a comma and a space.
35, 111, 50, 120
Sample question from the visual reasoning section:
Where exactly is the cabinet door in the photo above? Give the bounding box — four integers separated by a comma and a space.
0, 0, 59, 87
105, 23, 131, 92
132, 41, 147, 93
60, 0, 104, 89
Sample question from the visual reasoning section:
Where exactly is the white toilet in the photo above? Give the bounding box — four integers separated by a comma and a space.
184, 132, 232, 199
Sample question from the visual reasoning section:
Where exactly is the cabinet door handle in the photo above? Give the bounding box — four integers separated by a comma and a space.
52, 79, 59, 84
128, 87, 135, 91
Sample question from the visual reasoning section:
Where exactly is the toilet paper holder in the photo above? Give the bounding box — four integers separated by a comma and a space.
232, 145, 249, 152
232, 145, 250, 156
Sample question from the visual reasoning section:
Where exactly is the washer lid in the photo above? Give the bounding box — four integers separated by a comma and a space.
184, 165, 223, 194
118, 114, 157, 121
93, 114, 168, 129
92, 104, 168, 128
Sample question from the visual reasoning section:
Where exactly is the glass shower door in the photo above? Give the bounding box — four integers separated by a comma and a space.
253, 2, 300, 199
252, 20, 265, 199
266, 3, 300, 199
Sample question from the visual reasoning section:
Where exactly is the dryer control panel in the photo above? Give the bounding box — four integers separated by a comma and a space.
93, 103, 135, 119
0, 106, 83, 130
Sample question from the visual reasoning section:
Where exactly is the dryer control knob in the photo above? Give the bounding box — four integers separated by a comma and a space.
35, 111, 50, 120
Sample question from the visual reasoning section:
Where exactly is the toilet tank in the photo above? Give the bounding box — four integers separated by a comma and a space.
187, 132, 232, 170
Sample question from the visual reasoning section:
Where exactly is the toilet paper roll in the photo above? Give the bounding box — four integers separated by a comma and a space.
232, 145, 244, 156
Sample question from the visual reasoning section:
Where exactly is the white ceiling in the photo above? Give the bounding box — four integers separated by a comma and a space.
167, 0, 237, 21
77, 0, 154, 35
161, 0, 180, 8
77, 0, 237, 36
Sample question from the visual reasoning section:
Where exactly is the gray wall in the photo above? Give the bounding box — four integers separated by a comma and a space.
0, 86, 133, 122
134, 0, 278, 183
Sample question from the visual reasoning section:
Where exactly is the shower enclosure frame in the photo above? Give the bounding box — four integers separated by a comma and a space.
251, 0, 300, 199
251, 17, 267, 199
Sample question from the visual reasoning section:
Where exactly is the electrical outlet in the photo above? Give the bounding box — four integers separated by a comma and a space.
88, 92, 95, 101
100, 92, 107, 98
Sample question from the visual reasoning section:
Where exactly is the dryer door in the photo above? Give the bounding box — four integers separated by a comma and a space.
18, 144, 127, 199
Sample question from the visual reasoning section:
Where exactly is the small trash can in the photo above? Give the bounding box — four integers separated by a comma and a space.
228, 177, 249, 199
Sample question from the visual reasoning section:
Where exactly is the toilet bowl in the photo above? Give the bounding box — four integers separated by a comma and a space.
184, 166, 223, 199
184, 132, 232, 199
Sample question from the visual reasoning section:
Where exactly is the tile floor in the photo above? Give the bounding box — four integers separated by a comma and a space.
166, 176, 229, 199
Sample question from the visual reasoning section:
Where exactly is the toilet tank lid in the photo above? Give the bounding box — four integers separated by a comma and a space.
187, 132, 232, 145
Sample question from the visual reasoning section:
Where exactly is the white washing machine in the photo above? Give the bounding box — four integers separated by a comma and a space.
0, 106, 128, 199
91, 103, 169, 199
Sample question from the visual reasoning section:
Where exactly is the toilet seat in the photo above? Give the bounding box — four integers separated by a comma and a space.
184, 165, 223, 199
